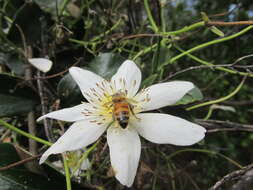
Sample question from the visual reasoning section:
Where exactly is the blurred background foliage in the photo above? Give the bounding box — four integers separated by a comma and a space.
0, 0, 253, 189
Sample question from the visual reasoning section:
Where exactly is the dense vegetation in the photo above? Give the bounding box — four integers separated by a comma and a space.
0, 0, 253, 189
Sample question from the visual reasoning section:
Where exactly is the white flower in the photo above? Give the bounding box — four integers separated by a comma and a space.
38, 60, 206, 187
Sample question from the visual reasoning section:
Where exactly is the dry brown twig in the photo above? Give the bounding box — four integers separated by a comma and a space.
0, 154, 42, 171
209, 164, 253, 190
195, 119, 253, 133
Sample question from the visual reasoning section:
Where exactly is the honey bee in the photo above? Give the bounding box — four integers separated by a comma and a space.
111, 91, 133, 129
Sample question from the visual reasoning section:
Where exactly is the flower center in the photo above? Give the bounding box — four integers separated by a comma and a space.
81, 79, 150, 127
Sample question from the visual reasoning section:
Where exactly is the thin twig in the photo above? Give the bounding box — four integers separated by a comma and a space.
30, 57, 82, 80
209, 164, 253, 190
37, 71, 54, 142
25, 46, 38, 155
0, 154, 42, 171
195, 119, 253, 133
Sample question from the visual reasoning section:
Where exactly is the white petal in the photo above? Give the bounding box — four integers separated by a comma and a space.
39, 120, 107, 164
37, 103, 93, 122
135, 81, 194, 112
111, 60, 141, 97
134, 113, 206, 146
69, 67, 107, 101
107, 127, 141, 187
28, 58, 53, 73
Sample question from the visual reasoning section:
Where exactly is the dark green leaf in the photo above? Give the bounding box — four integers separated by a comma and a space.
0, 94, 35, 117
0, 53, 26, 75
88, 53, 125, 79
33, 0, 64, 16
0, 74, 38, 116
57, 73, 82, 105
7, 3, 44, 45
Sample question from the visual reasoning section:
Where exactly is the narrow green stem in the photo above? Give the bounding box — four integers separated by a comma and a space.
163, 21, 205, 36
144, 0, 159, 32
203, 107, 214, 120
161, 25, 253, 69
174, 45, 253, 77
160, 2, 166, 32
0, 119, 52, 146
187, 76, 246, 111
71, 141, 99, 177
91, 19, 122, 42
132, 43, 158, 60
69, 19, 122, 47
63, 155, 72, 190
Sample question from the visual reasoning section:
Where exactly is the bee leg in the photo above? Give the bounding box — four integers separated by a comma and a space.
106, 120, 115, 128
129, 104, 140, 121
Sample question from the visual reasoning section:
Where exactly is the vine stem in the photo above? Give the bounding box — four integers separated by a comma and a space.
160, 25, 253, 69
0, 119, 52, 146
63, 155, 72, 190
144, 0, 159, 32
186, 76, 246, 111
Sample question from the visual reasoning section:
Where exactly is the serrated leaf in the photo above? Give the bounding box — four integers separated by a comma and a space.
175, 86, 203, 105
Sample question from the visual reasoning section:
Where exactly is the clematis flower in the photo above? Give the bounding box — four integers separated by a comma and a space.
38, 60, 206, 187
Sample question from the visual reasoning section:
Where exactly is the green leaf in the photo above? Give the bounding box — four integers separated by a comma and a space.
175, 86, 203, 105
7, 3, 44, 45
0, 143, 86, 190
200, 12, 210, 22
0, 53, 26, 75
57, 73, 82, 105
0, 74, 38, 116
210, 26, 224, 37
88, 53, 125, 79
0, 94, 35, 117
33, 0, 65, 16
